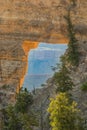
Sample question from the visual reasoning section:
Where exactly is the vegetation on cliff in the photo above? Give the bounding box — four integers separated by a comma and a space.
48, 93, 83, 130
15, 88, 33, 113
65, 11, 79, 66
48, 1, 85, 130
53, 56, 73, 93
2, 88, 38, 130
1, 0, 87, 130
81, 82, 87, 91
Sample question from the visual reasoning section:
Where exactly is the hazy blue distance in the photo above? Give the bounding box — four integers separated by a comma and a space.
23, 43, 67, 90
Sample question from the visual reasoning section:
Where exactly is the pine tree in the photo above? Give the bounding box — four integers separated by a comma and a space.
2, 88, 38, 130
53, 56, 73, 93
15, 88, 33, 113
48, 93, 84, 130
2, 105, 22, 130
64, 6, 79, 66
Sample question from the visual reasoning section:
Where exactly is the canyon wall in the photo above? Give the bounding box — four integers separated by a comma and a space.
0, 0, 87, 107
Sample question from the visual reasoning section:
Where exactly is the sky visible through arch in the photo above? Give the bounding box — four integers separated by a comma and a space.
23, 43, 67, 90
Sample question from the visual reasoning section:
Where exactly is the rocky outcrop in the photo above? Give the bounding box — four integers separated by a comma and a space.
0, 41, 39, 108
70, 41, 87, 121
0, 0, 86, 43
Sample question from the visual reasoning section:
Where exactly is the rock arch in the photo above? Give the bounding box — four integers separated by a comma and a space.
0, 0, 87, 105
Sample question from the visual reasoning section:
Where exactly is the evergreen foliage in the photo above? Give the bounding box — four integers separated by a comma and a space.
53, 56, 73, 93
64, 10, 79, 66
2, 106, 22, 130
2, 88, 38, 130
81, 82, 87, 91
48, 93, 84, 130
49, 2, 82, 128
15, 88, 33, 113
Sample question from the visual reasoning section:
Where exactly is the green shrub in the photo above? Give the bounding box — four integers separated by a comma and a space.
81, 82, 87, 91
53, 56, 74, 93
64, 9, 79, 66
2, 88, 38, 130
15, 88, 33, 113
2, 85, 9, 89
48, 93, 84, 130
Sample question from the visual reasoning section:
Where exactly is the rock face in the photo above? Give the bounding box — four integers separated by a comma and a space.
0, 0, 69, 43
70, 41, 87, 121
0, 0, 87, 106
0, 0, 86, 42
